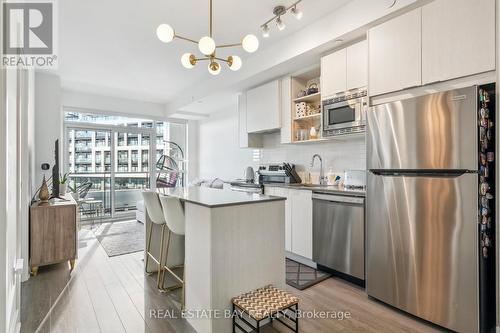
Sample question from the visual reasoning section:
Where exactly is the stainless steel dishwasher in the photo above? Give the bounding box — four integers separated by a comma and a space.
312, 192, 365, 280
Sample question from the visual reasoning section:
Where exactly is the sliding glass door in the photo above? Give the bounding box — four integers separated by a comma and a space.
113, 130, 152, 216
65, 124, 155, 222
66, 129, 113, 220
63, 111, 188, 223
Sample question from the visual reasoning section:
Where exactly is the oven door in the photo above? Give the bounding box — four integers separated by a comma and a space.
323, 100, 363, 131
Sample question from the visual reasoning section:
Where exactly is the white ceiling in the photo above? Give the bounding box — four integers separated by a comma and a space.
56, 0, 352, 105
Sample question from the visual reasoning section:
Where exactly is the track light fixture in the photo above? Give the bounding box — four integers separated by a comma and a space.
262, 24, 270, 38
276, 16, 286, 31
291, 5, 303, 20
157, 0, 259, 75
260, 0, 303, 37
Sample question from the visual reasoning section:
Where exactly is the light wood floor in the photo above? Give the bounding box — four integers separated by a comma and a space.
21, 227, 445, 333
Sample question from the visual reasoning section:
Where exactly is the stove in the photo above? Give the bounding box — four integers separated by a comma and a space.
229, 181, 263, 194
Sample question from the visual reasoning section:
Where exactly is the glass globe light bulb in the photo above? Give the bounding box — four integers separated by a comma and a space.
198, 36, 216, 55
228, 56, 242, 71
242, 34, 259, 53
156, 24, 175, 43
181, 53, 196, 69
208, 61, 221, 75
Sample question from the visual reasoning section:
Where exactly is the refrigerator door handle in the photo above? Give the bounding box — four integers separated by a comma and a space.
369, 169, 475, 178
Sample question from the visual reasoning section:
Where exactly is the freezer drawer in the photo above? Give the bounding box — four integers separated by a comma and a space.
366, 172, 478, 333
367, 86, 477, 170
312, 193, 364, 280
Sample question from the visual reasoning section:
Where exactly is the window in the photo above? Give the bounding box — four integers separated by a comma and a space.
64, 111, 188, 220
118, 151, 128, 164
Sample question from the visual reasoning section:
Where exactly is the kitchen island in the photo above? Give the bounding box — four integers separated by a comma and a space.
144, 186, 286, 333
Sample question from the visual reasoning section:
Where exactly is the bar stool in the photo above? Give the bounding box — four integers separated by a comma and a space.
142, 191, 168, 289
159, 195, 186, 309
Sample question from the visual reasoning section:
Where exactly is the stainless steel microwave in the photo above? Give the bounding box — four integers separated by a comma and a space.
322, 90, 368, 137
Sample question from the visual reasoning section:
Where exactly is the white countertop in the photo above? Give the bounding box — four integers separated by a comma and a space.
161, 186, 285, 208
263, 183, 366, 197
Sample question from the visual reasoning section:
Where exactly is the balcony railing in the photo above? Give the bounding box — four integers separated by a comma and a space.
75, 132, 93, 138
75, 145, 92, 151
75, 159, 92, 164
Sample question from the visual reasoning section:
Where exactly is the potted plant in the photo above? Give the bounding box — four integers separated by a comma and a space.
68, 180, 79, 201
59, 173, 69, 196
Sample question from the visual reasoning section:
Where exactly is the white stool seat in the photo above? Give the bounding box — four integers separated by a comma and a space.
142, 191, 168, 290
159, 195, 186, 309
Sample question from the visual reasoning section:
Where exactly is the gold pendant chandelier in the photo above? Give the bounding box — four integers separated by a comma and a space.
156, 0, 259, 75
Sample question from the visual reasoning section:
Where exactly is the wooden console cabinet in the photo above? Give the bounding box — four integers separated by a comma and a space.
29, 194, 78, 276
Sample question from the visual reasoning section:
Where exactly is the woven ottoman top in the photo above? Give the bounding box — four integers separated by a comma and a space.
232, 285, 299, 321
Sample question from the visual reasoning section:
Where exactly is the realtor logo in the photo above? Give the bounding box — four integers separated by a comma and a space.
2, 0, 57, 68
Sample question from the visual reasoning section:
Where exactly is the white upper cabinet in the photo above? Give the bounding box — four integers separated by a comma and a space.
280, 76, 292, 144
422, 0, 495, 84
238, 93, 262, 148
346, 40, 368, 90
368, 8, 422, 96
321, 48, 346, 98
246, 80, 281, 133
321, 40, 367, 98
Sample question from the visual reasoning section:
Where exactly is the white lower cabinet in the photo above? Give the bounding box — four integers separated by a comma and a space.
265, 186, 312, 259
289, 189, 313, 259
273, 187, 292, 252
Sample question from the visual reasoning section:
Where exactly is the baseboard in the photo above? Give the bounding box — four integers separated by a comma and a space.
285, 251, 317, 269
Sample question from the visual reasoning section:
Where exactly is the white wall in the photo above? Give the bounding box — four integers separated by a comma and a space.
0, 70, 5, 333
197, 107, 366, 181
187, 120, 199, 183
34, 72, 62, 188
197, 107, 255, 181
61, 89, 167, 120
0, 67, 32, 333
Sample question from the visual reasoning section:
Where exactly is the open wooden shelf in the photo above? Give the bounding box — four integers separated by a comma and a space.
290, 66, 324, 145
293, 138, 329, 144
294, 113, 321, 121
293, 92, 321, 103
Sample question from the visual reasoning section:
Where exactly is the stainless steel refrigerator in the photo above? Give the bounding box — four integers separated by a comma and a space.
366, 86, 483, 333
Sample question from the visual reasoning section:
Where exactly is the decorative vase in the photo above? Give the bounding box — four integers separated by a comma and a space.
71, 192, 79, 201
310, 126, 318, 139
59, 183, 67, 196
39, 175, 50, 202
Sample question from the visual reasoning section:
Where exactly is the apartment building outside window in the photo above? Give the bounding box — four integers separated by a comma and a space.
64, 111, 187, 222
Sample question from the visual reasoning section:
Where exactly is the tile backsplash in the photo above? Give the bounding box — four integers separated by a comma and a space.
257, 132, 366, 173
196, 109, 366, 181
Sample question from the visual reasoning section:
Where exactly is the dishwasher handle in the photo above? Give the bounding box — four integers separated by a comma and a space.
312, 193, 365, 205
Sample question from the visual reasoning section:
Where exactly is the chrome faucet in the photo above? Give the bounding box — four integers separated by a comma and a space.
311, 154, 327, 185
